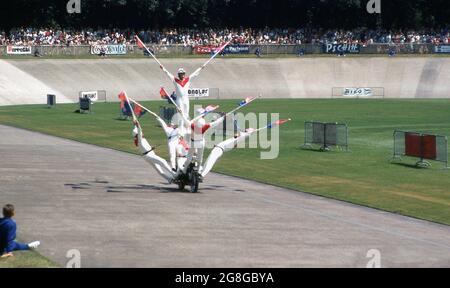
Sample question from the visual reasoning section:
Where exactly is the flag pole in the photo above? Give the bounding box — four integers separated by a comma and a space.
135, 36, 164, 68
255, 119, 292, 133
201, 39, 232, 69
122, 92, 139, 123
225, 96, 259, 117
128, 97, 161, 120
191, 105, 221, 122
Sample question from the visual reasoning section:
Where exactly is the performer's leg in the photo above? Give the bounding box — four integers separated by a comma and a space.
200, 133, 252, 178
168, 139, 178, 170
176, 95, 189, 117
143, 152, 175, 182
200, 147, 224, 177
175, 97, 184, 114
183, 137, 205, 172
10, 242, 30, 252
134, 127, 175, 182
182, 99, 190, 117
177, 157, 187, 171
197, 147, 205, 168
182, 148, 195, 173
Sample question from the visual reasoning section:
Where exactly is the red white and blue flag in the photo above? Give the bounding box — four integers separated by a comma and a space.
197, 105, 219, 116
160, 87, 169, 99
118, 91, 127, 110
133, 104, 146, 118
213, 42, 228, 54
135, 36, 146, 50
239, 97, 256, 107
118, 91, 145, 118
267, 119, 291, 129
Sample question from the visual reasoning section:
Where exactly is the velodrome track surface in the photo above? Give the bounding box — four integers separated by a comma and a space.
1, 57, 450, 105
1, 124, 449, 267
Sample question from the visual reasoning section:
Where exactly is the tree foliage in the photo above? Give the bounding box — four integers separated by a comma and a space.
0, 0, 448, 31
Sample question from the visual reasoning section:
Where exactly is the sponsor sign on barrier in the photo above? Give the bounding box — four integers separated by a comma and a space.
81, 91, 99, 102
224, 45, 250, 54
435, 45, 450, 54
195, 45, 250, 55
194, 45, 214, 54
343, 88, 373, 97
90, 44, 127, 55
188, 88, 209, 98
7, 46, 32, 55
324, 43, 360, 54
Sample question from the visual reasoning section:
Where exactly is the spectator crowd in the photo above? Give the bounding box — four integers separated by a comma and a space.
1, 27, 449, 46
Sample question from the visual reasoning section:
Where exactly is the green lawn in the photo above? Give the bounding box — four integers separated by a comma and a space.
0, 250, 59, 268
1, 99, 449, 226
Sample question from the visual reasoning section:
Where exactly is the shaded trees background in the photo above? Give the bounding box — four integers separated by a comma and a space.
0, 0, 448, 31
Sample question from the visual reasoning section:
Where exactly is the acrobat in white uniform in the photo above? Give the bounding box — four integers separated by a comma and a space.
153, 115, 181, 171
176, 136, 189, 172
160, 65, 204, 117
200, 129, 256, 178
179, 112, 226, 173
133, 123, 176, 183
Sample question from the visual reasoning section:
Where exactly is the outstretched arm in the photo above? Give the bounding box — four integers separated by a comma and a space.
154, 115, 170, 131
209, 115, 226, 129
179, 109, 192, 129
133, 120, 144, 142
160, 65, 175, 82
189, 65, 205, 81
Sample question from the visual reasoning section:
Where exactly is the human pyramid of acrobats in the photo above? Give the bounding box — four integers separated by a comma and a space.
120, 36, 290, 191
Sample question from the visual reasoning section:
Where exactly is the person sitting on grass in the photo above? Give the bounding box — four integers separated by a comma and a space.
0, 204, 40, 258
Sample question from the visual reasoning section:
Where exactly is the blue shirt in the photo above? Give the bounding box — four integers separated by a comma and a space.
0, 217, 17, 253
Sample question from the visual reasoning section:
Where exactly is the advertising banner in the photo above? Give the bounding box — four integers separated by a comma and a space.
343, 88, 373, 97
435, 45, 450, 53
6, 46, 32, 55
194, 45, 214, 54
224, 45, 250, 54
90, 44, 127, 55
81, 91, 99, 102
188, 88, 210, 98
324, 43, 360, 54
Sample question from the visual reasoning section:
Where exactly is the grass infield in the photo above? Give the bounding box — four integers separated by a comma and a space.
0, 99, 449, 227
0, 249, 59, 268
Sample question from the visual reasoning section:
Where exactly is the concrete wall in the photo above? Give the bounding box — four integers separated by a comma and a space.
0, 44, 438, 57
1, 57, 449, 105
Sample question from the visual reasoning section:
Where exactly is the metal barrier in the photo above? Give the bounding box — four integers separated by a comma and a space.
159, 106, 178, 124
79, 97, 92, 114
393, 130, 448, 168
301, 121, 349, 151
47, 94, 56, 107
0, 43, 441, 56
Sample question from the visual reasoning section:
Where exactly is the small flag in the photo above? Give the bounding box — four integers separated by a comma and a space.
267, 119, 291, 129
118, 91, 127, 101
136, 36, 145, 50
121, 101, 133, 116
118, 91, 127, 110
133, 104, 146, 118
239, 97, 255, 107
160, 87, 169, 99
197, 105, 219, 115
213, 42, 228, 54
